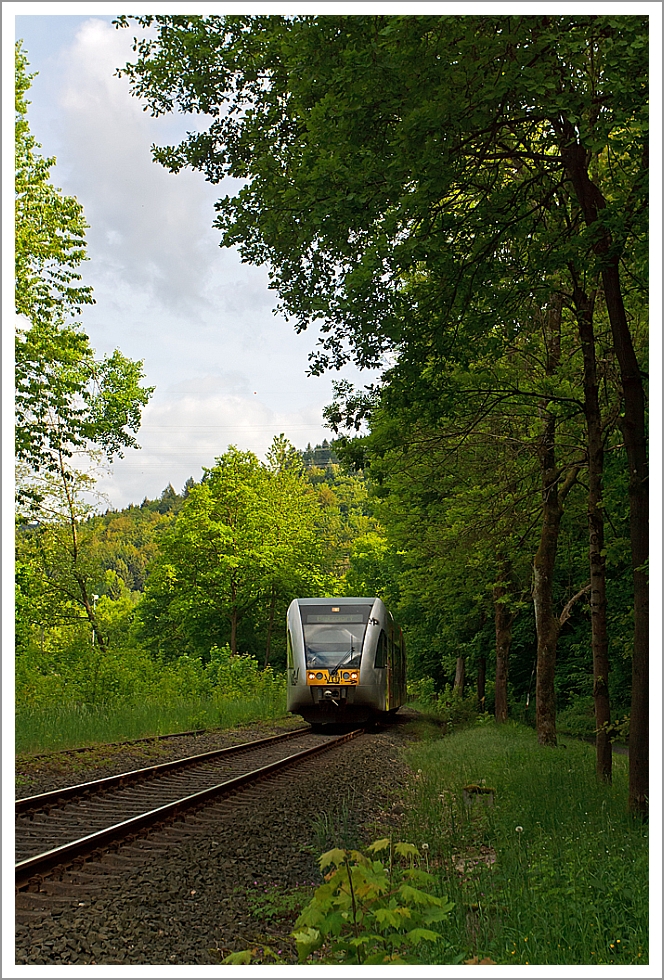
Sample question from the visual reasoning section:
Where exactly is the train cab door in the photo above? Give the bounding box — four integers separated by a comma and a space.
375, 628, 389, 710
286, 629, 298, 685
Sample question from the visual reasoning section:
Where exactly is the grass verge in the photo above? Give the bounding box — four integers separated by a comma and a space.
402, 721, 648, 966
15, 694, 288, 755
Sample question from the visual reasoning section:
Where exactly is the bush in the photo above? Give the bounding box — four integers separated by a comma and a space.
407, 676, 438, 706
556, 697, 596, 738
16, 637, 287, 752
421, 685, 476, 731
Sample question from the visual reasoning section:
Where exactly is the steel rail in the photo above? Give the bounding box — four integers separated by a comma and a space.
16, 727, 310, 814
15, 728, 363, 888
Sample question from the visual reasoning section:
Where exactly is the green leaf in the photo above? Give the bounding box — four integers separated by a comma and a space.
349, 932, 384, 946
320, 910, 347, 936
402, 867, 436, 885
374, 906, 412, 928
422, 905, 454, 924
404, 927, 442, 944
222, 950, 253, 964
319, 847, 348, 869
398, 884, 446, 906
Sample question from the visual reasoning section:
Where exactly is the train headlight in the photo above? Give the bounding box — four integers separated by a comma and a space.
350, 672, 358, 680
316, 672, 323, 680
308, 673, 315, 680
343, 672, 350, 680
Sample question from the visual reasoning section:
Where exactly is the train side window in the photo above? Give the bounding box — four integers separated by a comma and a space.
374, 630, 388, 669
286, 629, 294, 669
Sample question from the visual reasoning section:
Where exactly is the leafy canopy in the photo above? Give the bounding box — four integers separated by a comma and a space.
116, 14, 647, 373
15, 42, 153, 486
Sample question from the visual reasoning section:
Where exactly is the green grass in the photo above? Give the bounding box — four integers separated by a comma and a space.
402, 722, 648, 966
15, 693, 288, 755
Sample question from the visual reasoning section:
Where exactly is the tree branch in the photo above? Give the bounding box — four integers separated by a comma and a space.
559, 583, 591, 628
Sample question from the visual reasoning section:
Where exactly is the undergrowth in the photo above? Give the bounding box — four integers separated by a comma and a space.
402, 721, 648, 965
15, 693, 287, 755
15, 645, 287, 754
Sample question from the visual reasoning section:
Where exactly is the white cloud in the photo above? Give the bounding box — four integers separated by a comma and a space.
57, 18, 236, 313
96, 383, 334, 507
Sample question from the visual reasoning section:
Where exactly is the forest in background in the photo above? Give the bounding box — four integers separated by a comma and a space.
15, 428, 634, 740
16, 438, 380, 708
16, 14, 648, 817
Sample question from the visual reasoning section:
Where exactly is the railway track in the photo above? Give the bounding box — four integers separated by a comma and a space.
16, 726, 364, 889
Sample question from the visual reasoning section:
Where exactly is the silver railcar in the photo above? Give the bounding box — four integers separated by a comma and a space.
286, 596, 406, 725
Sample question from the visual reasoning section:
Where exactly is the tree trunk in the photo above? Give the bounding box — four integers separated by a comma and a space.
57, 451, 107, 653
603, 257, 648, 812
533, 480, 562, 748
453, 656, 465, 697
230, 610, 238, 655
533, 296, 564, 747
264, 584, 277, 667
560, 133, 648, 816
572, 279, 612, 782
230, 577, 238, 655
79, 579, 107, 654
477, 655, 486, 710
493, 561, 515, 724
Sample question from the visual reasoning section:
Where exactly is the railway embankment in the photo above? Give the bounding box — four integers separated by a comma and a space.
15, 715, 648, 967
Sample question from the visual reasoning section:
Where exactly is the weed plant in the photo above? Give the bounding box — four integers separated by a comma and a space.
224, 840, 455, 966
310, 789, 363, 854
402, 722, 648, 965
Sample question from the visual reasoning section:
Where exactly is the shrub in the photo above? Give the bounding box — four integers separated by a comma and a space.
556, 697, 596, 737
407, 676, 438, 706
291, 840, 454, 965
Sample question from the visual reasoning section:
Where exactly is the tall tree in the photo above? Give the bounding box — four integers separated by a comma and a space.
19, 463, 110, 652
569, 274, 613, 780
139, 443, 330, 659
15, 43, 153, 677
15, 41, 92, 326
15, 43, 152, 487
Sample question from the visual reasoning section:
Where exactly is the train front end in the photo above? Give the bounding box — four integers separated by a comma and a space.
286, 596, 387, 725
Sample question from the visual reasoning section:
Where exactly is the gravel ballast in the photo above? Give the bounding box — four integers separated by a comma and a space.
15, 719, 417, 966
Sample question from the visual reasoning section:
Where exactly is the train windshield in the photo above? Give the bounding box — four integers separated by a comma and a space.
300, 603, 373, 670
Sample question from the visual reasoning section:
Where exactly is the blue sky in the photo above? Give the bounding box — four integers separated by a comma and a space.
13, 12, 378, 508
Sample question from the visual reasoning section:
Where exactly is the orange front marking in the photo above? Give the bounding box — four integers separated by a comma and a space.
306, 670, 359, 685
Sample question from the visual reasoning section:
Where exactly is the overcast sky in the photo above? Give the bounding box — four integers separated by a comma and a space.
13, 11, 379, 509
